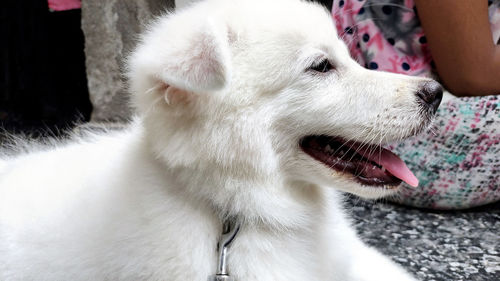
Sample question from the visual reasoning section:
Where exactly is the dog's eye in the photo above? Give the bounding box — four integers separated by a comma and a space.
309, 59, 333, 73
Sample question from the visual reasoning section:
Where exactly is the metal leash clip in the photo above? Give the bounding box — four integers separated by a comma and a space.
208, 219, 241, 281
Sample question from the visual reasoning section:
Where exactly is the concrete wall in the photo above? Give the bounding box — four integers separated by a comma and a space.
81, 0, 175, 122
175, 0, 200, 9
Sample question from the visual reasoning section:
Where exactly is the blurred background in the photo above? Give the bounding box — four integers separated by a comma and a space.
1, 0, 92, 135
0, 0, 331, 136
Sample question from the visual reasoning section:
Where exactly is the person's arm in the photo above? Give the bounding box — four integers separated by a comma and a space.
415, 0, 500, 96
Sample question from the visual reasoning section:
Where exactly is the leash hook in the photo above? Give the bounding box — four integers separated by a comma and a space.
208, 219, 240, 281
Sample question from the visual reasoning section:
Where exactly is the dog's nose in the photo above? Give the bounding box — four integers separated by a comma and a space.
416, 80, 443, 112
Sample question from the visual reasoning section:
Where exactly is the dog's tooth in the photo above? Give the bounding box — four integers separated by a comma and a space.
381, 167, 386, 172
325, 144, 333, 153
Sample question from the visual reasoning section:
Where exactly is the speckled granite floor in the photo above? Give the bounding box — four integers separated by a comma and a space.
346, 196, 500, 281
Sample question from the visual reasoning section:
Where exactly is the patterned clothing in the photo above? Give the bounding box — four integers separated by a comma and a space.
333, 0, 500, 78
390, 96, 500, 209
333, 0, 433, 76
332, 0, 500, 209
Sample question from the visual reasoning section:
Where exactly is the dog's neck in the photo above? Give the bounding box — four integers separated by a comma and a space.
166, 163, 326, 230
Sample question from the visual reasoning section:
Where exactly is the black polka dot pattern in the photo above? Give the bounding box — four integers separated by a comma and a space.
369, 62, 378, 69
332, 0, 445, 76
382, 6, 392, 15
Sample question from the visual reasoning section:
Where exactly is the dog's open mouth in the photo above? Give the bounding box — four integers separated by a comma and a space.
300, 135, 418, 187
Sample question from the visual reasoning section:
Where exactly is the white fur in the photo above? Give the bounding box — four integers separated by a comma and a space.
0, 0, 434, 280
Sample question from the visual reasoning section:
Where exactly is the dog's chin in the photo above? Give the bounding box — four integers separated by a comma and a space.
299, 135, 415, 197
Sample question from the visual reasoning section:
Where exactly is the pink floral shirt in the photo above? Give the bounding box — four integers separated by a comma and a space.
332, 0, 500, 78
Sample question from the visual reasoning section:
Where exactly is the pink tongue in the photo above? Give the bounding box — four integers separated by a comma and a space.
354, 145, 419, 187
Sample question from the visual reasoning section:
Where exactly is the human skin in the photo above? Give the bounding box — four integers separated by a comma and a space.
415, 0, 500, 96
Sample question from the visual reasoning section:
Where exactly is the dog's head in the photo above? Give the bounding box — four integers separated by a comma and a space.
128, 0, 442, 200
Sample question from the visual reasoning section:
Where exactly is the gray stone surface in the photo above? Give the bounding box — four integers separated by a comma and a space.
347, 196, 500, 281
175, 0, 200, 9
81, 0, 175, 122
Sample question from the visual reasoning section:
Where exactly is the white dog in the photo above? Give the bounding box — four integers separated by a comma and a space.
0, 0, 442, 280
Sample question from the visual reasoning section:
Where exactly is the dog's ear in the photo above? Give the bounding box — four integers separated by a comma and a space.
128, 16, 231, 106
158, 19, 231, 93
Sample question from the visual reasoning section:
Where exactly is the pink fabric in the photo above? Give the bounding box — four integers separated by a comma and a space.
332, 0, 434, 77
332, 0, 500, 77
47, 0, 81, 12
